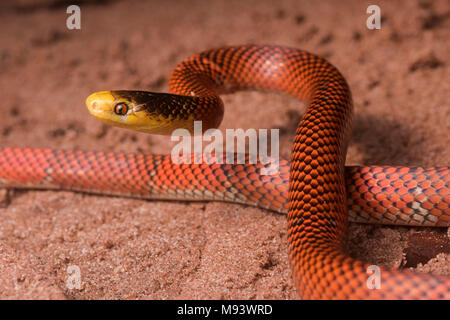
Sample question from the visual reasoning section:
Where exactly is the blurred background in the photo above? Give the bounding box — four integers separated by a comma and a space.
0, 0, 448, 299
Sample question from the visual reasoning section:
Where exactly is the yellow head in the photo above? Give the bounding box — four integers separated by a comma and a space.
85, 90, 199, 135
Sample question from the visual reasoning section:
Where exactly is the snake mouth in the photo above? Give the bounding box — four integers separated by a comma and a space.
85, 90, 135, 129
85, 91, 116, 116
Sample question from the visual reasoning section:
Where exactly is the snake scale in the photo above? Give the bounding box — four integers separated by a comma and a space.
0, 45, 449, 299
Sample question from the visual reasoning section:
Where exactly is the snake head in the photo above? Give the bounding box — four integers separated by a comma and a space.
86, 90, 198, 135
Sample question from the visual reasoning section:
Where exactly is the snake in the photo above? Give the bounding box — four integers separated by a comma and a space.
0, 45, 449, 299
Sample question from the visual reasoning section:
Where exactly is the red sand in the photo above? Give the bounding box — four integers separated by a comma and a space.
0, 0, 448, 299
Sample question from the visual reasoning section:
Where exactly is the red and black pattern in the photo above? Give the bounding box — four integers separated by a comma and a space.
1, 148, 448, 228
0, 45, 449, 299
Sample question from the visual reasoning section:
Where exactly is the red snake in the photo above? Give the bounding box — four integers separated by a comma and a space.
0, 45, 449, 299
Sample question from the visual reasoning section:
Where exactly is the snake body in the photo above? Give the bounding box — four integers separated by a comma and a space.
0, 45, 449, 299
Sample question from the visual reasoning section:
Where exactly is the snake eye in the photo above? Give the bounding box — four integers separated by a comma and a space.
114, 102, 128, 115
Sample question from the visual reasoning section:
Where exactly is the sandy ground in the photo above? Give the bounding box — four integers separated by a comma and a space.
0, 0, 449, 299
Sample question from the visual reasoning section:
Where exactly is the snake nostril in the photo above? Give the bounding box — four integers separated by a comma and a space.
90, 101, 98, 111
